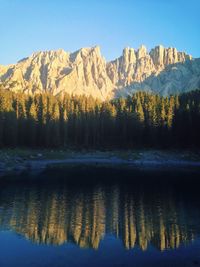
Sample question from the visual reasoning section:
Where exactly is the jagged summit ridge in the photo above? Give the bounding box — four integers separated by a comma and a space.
0, 45, 199, 99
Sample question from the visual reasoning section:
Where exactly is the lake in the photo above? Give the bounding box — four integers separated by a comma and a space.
0, 167, 200, 267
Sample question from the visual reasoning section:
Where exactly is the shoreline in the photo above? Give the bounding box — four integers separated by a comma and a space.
1, 149, 200, 177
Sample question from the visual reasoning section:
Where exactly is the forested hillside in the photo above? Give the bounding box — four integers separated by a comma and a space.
0, 89, 200, 149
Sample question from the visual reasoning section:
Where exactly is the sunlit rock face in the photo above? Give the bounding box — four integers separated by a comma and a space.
149, 45, 192, 68
0, 183, 199, 251
0, 45, 199, 99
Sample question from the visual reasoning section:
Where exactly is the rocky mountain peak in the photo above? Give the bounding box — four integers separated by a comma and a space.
30, 49, 69, 61
149, 45, 165, 66
122, 47, 136, 65
137, 45, 147, 59
0, 45, 199, 99
149, 45, 192, 68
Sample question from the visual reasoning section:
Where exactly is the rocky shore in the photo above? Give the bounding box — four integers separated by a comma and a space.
0, 149, 200, 177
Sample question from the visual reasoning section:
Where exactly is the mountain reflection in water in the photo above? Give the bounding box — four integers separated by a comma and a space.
0, 173, 200, 252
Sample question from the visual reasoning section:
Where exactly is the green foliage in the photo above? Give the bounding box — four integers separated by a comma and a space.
0, 89, 200, 148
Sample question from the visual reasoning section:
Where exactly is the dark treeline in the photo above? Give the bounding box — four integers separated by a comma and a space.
0, 89, 200, 149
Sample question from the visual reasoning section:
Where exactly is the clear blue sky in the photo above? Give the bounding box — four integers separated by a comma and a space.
1, 0, 200, 65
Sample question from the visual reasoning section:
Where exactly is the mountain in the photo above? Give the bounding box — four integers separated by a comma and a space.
0, 45, 200, 99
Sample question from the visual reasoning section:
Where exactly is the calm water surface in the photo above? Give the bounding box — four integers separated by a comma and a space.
0, 167, 200, 267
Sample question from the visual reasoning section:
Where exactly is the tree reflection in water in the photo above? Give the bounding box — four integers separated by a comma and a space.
0, 174, 200, 252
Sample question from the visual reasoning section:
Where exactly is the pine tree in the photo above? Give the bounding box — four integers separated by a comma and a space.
27, 101, 37, 147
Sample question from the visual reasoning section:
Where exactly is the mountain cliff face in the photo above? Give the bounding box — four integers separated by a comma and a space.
0, 45, 199, 99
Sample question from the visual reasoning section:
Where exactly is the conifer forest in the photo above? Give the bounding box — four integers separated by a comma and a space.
0, 89, 200, 149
